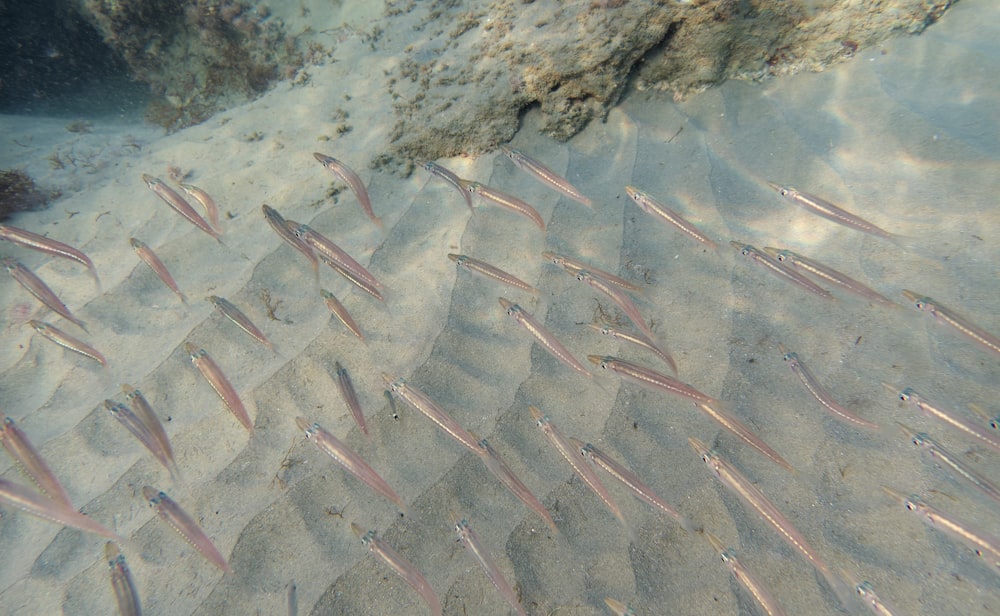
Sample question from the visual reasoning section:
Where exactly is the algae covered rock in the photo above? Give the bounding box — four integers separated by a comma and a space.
73, 0, 302, 130
0, 170, 55, 219
381, 0, 956, 164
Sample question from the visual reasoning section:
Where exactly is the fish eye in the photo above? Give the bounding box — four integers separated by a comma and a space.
741, 248, 751, 256
775, 253, 787, 261
779, 188, 790, 196
914, 300, 926, 309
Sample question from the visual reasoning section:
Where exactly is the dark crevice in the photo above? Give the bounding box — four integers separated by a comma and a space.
620, 20, 682, 100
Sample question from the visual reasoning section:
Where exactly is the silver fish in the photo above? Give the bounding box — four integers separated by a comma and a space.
313, 153, 382, 228
5, 256, 88, 332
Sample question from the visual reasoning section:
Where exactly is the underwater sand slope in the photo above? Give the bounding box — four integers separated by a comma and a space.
1, 2, 999, 615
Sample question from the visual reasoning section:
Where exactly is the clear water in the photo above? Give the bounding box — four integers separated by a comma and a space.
1, 1, 998, 615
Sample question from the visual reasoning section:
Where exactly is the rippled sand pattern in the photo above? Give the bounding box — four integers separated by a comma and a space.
1, 3, 999, 615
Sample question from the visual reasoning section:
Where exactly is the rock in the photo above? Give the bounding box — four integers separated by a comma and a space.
380, 0, 956, 165
0, 170, 55, 219
71, 0, 302, 131
60, 0, 956, 155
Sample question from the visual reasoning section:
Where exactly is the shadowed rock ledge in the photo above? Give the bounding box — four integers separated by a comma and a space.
381, 0, 956, 167
24, 0, 955, 163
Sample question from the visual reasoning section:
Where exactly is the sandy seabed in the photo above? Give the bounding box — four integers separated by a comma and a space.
1, 1, 999, 615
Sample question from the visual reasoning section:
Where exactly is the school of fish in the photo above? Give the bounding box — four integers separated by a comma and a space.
0, 139, 998, 616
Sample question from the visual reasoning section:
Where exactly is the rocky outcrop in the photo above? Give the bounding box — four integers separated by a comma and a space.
72, 0, 302, 130
23, 1, 955, 156
382, 0, 956, 165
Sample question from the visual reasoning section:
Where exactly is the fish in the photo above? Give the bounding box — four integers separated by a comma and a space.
320, 289, 365, 340
587, 354, 715, 404
289, 221, 384, 290
452, 513, 527, 616
695, 400, 794, 472
0, 412, 74, 509
262, 204, 319, 276
382, 374, 480, 452
142, 485, 232, 573
351, 523, 442, 616
969, 403, 1000, 432
105, 400, 179, 480
0, 476, 121, 540
529, 406, 627, 529
763, 247, 894, 306
499, 298, 591, 378
881, 486, 1000, 575
766, 182, 894, 239
730, 242, 833, 299
896, 422, 1000, 505
333, 361, 368, 435
853, 579, 901, 616
313, 153, 382, 228
778, 345, 879, 430
207, 295, 273, 349
585, 322, 677, 375
122, 385, 179, 480
473, 436, 557, 532
448, 253, 539, 294
575, 270, 655, 341
573, 438, 698, 533
624, 186, 716, 247
422, 161, 473, 210
604, 598, 636, 616
129, 238, 187, 303
0, 224, 101, 290
141, 174, 221, 241
689, 437, 849, 604
29, 319, 107, 366
5, 256, 88, 332
901, 290, 1000, 357
704, 531, 787, 616
295, 417, 406, 511
500, 146, 592, 207
316, 253, 385, 302
106, 541, 142, 616
184, 342, 254, 432
888, 385, 1000, 453
458, 179, 546, 230
177, 182, 223, 234
541, 250, 641, 292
